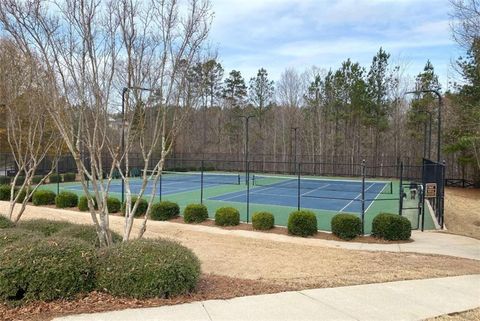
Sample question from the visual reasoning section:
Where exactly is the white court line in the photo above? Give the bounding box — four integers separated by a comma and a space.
363, 182, 388, 214
338, 183, 376, 212
300, 184, 331, 196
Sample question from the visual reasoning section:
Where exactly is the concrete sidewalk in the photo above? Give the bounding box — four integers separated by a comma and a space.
53, 275, 480, 321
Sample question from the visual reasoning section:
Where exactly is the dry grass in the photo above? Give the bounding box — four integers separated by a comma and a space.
426, 308, 480, 321
444, 188, 480, 240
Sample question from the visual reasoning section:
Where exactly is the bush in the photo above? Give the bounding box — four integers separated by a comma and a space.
0, 185, 11, 201
78, 195, 97, 212
107, 197, 121, 213
287, 210, 317, 237
49, 174, 62, 183
150, 201, 179, 221
372, 213, 412, 241
18, 219, 74, 237
63, 172, 76, 182
0, 237, 96, 304
0, 176, 11, 185
14, 188, 30, 203
32, 190, 56, 206
331, 214, 362, 240
96, 239, 200, 299
31, 175, 44, 184
0, 228, 43, 249
14, 176, 25, 186
215, 207, 240, 226
183, 204, 208, 223
0, 216, 15, 229
54, 224, 122, 248
252, 211, 275, 230
122, 197, 148, 217
55, 191, 78, 208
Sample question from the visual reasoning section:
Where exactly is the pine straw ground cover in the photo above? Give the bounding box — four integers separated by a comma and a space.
1, 203, 480, 320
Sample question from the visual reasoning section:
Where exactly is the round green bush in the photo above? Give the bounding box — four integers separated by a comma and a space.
183, 204, 208, 223
0, 237, 96, 304
252, 211, 275, 230
287, 210, 318, 237
122, 196, 148, 217
215, 207, 240, 226
54, 224, 122, 248
372, 213, 412, 241
18, 219, 74, 237
0, 184, 11, 201
150, 201, 180, 221
55, 191, 78, 208
0, 216, 14, 229
63, 172, 76, 182
14, 188, 31, 203
0, 228, 43, 249
32, 190, 56, 206
31, 175, 44, 184
96, 239, 200, 299
107, 197, 121, 213
49, 174, 62, 183
0, 176, 11, 185
331, 214, 362, 240
78, 195, 97, 212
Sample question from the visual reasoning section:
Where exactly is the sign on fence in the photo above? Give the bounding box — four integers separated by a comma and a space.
425, 183, 437, 198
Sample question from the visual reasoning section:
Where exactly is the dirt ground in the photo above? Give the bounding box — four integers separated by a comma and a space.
427, 308, 480, 321
444, 188, 480, 240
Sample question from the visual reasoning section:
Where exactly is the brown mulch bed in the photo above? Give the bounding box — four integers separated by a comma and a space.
167, 216, 413, 244
0, 274, 291, 321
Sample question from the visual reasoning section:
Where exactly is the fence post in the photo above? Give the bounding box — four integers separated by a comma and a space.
398, 161, 404, 216
297, 163, 301, 211
56, 159, 60, 195
246, 160, 250, 223
200, 160, 204, 204
361, 160, 366, 235
159, 171, 162, 202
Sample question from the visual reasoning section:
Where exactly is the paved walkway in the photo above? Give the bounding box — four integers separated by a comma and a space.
53, 275, 480, 321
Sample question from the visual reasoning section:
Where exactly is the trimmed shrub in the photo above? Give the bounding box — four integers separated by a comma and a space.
55, 191, 78, 208
0, 228, 43, 249
183, 204, 208, 223
331, 214, 362, 240
18, 219, 74, 237
0, 176, 11, 185
78, 196, 97, 212
0, 216, 15, 229
14, 176, 25, 186
31, 175, 44, 184
96, 239, 200, 299
0, 185, 11, 201
107, 197, 121, 213
215, 207, 240, 226
0, 237, 96, 304
14, 188, 30, 203
287, 210, 317, 237
252, 211, 275, 230
54, 224, 122, 248
32, 190, 56, 206
372, 213, 412, 241
49, 174, 62, 183
150, 201, 179, 221
122, 197, 148, 217
63, 172, 76, 182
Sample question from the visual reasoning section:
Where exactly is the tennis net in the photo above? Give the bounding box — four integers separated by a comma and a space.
160, 171, 241, 185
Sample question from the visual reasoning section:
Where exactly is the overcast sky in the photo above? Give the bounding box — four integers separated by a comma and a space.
209, 0, 459, 88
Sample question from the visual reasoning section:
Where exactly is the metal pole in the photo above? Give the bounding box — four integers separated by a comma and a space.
56, 159, 60, 195
240, 115, 255, 185
399, 161, 404, 216
297, 162, 301, 211
200, 160, 204, 204
246, 160, 250, 223
428, 112, 432, 159
361, 160, 365, 235
121, 87, 127, 204
291, 127, 298, 174
159, 172, 162, 202
423, 120, 427, 159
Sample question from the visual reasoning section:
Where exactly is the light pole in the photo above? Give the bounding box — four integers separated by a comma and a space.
121, 86, 154, 203
405, 89, 443, 162
416, 110, 432, 159
291, 127, 299, 174
239, 115, 255, 184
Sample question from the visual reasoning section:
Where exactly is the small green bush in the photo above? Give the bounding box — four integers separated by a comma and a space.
252, 211, 275, 230
49, 174, 62, 183
31, 175, 44, 184
331, 214, 362, 240
54, 224, 122, 248
78, 195, 97, 211
372, 213, 412, 241
0, 237, 96, 304
0, 176, 11, 185
14, 176, 25, 186
107, 197, 121, 213
18, 219, 74, 237
63, 172, 76, 182
14, 188, 30, 203
215, 207, 240, 226
0, 216, 15, 229
32, 190, 56, 206
288, 210, 317, 237
55, 191, 78, 208
95, 239, 200, 299
0, 185, 11, 201
122, 197, 148, 217
150, 201, 180, 221
0, 228, 43, 249
183, 204, 208, 223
